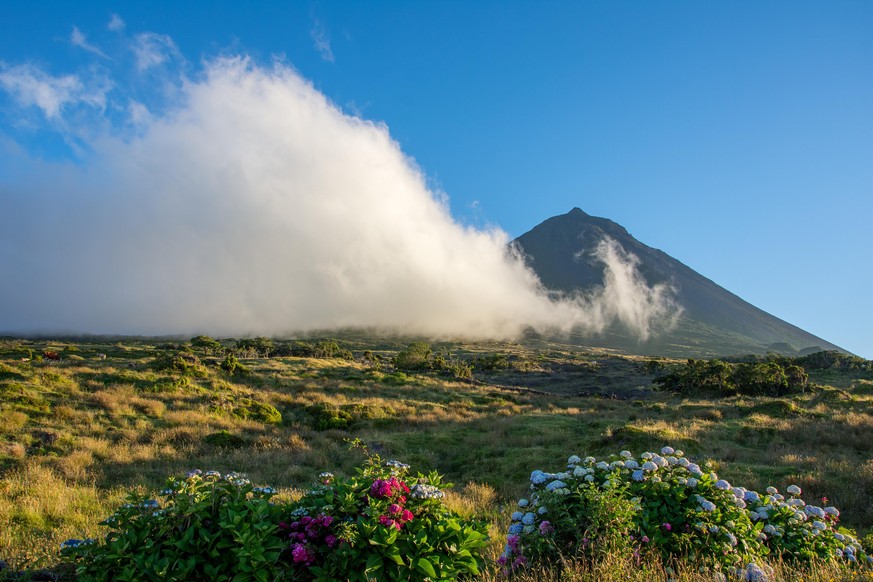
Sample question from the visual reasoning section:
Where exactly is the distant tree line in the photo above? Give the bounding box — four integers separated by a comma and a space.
654, 358, 809, 397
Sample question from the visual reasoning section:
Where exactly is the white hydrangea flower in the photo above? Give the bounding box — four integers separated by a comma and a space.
573, 466, 586, 477
624, 460, 639, 469
812, 520, 827, 530
824, 506, 840, 517
584, 456, 596, 464
595, 461, 609, 470
687, 464, 703, 476
610, 460, 625, 468
642, 461, 657, 471
734, 498, 747, 509
686, 478, 698, 488
567, 455, 581, 465
674, 450, 684, 457
701, 500, 716, 512
641, 452, 653, 460
546, 480, 567, 491
666, 456, 678, 465
766, 486, 778, 495
661, 446, 675, 455
677, 457, 690, 467
585, 474, 594, 482
744, 491, 760, 503
620, 450, 633, 459
787, 485, 802, 495
763, 525, 776, 534
715, 479, 731, 491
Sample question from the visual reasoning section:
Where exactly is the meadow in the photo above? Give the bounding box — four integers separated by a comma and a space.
1, 335, 871, 580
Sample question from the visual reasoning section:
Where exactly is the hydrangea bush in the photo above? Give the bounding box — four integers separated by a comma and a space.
61, 448, 488, 581
61, 470, 285, 581
501, 447, 871, 579
282, 450, 489, 581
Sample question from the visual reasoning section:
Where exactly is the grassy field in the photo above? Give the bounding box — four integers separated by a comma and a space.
1, 336, 872, 578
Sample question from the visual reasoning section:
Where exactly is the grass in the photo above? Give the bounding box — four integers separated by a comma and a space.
0, 336, 871, 579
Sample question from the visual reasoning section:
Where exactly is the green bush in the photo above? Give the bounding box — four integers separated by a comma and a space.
308, 403, 353, 430
283, 448, 489, 580
500, 447, 870, 577
62, 471, 285, 581
394, 342, 433, 371
203, 430, 246, 448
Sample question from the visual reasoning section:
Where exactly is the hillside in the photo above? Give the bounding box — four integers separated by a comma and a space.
513, 208, 846, 357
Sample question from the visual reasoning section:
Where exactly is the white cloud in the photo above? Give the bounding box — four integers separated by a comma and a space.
132, 32, 179, 71
310, 19, 335, 62
0, 63, 107, 119
107, 13, 125, 32
71, 26, 108, 58
0, 57, 677, 339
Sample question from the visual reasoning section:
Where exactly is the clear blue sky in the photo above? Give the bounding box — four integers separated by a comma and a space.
1, 1, 871, 357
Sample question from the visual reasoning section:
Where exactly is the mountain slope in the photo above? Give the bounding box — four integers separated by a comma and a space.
514, 208, 845, 357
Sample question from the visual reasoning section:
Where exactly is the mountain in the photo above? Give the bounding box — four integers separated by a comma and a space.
513, 208, 845, 357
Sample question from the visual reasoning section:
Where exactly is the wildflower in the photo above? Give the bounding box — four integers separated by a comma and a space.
318, 472, 334, 484
786, 485, 801, 495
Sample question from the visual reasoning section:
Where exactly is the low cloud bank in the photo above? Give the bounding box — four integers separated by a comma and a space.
0, 56, 678, 340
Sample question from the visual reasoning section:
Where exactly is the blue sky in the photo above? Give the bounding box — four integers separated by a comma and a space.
1, 2, 871, 357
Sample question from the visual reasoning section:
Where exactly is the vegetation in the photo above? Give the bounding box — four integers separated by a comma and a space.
0, 336, 871, 580
654, 359, 809, 397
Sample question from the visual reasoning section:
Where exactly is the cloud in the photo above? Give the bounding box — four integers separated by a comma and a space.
0, 63, 107, 119
71, 26, 108, 58
310, 19, 335, 62
0, 56, 678, 340
132, 32, 179, 71
107, 14, 125, 32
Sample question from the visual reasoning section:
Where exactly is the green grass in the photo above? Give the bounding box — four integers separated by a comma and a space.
0, 336, 871, 579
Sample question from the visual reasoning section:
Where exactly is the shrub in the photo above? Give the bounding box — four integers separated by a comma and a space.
282, 447, 489, 580
308, 403, 353, 430
394, 342, 433, 371
203, 430, 246, 448
500, 447, 871, 577
150, 351, 205, 377
62, 471, 285, 581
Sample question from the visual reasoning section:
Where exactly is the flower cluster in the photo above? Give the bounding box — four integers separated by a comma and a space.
369, 475, 410, 500
501, 446, 871, 577
280, 514, 337, 566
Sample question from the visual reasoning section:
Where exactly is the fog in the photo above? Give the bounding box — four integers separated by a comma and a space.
0, 57, 678, 340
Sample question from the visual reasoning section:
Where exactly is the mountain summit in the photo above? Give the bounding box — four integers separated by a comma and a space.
514, 208, 843, 357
